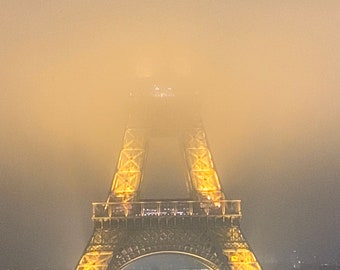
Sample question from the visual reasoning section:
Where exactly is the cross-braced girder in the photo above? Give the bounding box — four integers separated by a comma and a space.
76, 251, 113, 270
108, 128, 146, 203
183, 127, 224, 203
212, 227, 262, 270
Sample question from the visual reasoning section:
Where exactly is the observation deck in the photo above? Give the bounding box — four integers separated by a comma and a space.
92, 200, 242, 228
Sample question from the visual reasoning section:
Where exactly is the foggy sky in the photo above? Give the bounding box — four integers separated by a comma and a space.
1, 1, 340, 269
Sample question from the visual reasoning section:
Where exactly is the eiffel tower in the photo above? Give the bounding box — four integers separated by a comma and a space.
75, 87, 262, 270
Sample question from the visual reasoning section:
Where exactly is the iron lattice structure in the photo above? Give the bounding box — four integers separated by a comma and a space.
76, 88, 262, 270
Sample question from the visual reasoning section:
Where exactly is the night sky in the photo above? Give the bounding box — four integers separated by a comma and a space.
1, 1, 340, 269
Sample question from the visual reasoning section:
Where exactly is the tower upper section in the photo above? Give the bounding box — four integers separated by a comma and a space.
108, 86, 225, 203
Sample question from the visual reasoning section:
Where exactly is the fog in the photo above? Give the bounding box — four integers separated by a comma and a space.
1, 1, 339, 269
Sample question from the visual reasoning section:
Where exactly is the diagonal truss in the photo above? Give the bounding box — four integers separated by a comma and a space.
183, 127, 224, 203
107, 128, 147, 203
76, 251, 113, 270
225, 228, 262, 270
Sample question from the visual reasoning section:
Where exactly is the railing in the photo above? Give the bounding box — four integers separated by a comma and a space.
92, 200, 241, 220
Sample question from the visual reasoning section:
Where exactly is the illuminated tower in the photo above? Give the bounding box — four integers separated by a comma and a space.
75, 87, 262, 270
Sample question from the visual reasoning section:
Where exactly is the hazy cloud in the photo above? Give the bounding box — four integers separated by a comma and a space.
1, 1, 339, 269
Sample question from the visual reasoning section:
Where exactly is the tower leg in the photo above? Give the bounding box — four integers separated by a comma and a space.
76, 220, 261, 270
212, 226, 262, 270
